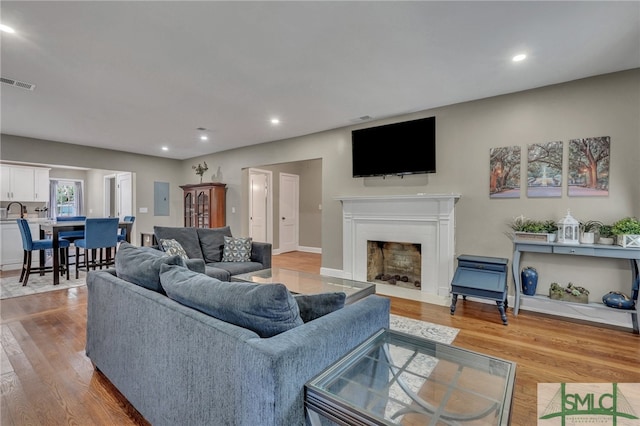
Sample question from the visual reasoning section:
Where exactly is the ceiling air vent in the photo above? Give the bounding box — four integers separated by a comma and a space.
1, 77, 36, 91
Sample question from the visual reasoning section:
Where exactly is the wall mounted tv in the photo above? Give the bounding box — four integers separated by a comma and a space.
351, 116, 436, 178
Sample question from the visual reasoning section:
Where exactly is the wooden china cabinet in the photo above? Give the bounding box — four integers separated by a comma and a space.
180, 182, 226, 228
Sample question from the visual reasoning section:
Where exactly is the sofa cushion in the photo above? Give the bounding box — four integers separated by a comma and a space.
115, 242, 187, 293
154, 226, 204, 260
294, 292, 346, 322
210, 261, 265, 276
221, 236, 252, 262
159, 238, 189, 260
160, 264, 303, 338
197, 226, 233, 263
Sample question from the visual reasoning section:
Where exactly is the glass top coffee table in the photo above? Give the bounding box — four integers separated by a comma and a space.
232, 267, 375, 304
305, 329, 516, 426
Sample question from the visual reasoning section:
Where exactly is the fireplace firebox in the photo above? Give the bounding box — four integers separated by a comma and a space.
367, 241, 421, 289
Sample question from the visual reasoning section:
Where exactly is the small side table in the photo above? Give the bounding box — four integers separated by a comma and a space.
450, 255, 509, 325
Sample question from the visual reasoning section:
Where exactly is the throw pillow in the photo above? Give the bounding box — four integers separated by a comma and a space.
115, 242, 187, 293
160, 264, 303, 338
197, 226, 233, 263
221, 236, 252, 262
294, 292, 346, 322
160, 238, 189, 260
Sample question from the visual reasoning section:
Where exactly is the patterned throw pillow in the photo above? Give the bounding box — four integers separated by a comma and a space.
221, 236, 252, 262
160, 238, 189, 260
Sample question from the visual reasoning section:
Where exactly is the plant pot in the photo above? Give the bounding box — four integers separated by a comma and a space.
598, 237, 614, 245
580, 232, 595, 244
521, 267, 538, 296
616, 234, 640, 248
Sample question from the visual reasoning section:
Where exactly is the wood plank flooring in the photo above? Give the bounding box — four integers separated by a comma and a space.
1, 251, 639, 425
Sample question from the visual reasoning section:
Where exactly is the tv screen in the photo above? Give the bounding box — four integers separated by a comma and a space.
351, 116, 436, 177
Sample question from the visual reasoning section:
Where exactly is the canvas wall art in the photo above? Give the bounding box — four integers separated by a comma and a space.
490, 146, 521, 199
568, 136, 610, 197
527, 141, 563, 198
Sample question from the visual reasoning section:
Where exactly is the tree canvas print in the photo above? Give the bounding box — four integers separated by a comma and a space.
527, 141, 563, 198
568, 136, 610, 197
489, 146, 521, 198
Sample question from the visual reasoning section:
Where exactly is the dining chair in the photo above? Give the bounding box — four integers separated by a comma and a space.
75, 218, 119, 278
57, 215, 87, 242
17, 218, 70, 286
117, 216, 135, 242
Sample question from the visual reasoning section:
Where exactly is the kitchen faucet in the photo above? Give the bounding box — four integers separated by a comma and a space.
7, 201, 25, 218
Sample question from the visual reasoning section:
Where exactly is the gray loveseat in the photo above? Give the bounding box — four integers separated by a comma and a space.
85, 244, 390, 426
154, 225, 271, 280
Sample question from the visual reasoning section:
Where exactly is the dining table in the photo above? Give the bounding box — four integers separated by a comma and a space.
39, 220, 134, 285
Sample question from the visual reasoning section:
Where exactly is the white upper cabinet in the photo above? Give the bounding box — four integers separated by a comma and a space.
34, 168, 50, 202
0, 165, 50, 202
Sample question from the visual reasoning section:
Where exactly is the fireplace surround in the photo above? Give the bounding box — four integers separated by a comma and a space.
337, 194, 460, 305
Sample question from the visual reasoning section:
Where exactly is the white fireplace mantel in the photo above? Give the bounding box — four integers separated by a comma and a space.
336, 193, 461, 305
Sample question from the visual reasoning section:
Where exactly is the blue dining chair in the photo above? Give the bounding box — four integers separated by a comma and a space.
57, 215, 87, 242
75, 218, 119, 278
117, 216, 135, 242
17, 218, 70, 286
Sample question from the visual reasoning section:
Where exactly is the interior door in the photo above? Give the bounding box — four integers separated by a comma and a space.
249, 170, 269, 243
116, 172, 133, 219
279, 173, 299, 253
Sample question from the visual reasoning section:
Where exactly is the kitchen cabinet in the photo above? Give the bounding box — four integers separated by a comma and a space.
0, 165, 50, 202
180, 183, 226, 228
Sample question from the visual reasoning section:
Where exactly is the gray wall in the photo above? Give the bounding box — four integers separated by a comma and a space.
1, 70, 638, 297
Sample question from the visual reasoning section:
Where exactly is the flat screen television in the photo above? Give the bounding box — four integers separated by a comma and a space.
351, 116, 436, 177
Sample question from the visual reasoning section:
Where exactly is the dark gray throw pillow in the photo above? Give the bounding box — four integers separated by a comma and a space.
197, 226, 233, 263
159, 264, 303, 338
294, 292, 346, 322
115, 242, 187, 293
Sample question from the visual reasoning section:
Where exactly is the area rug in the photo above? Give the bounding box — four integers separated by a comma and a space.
389, 313, 458, 344
0, 272, 87, 299
386, 314, 460, 422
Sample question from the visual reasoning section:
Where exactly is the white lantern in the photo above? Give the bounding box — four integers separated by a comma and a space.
557, 209, 580, 245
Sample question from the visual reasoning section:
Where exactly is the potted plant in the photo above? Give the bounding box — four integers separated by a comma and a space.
509, 216, 556, 243
611, 217, 640, 248
597, 224, 615, 245
579, 220, 602, 244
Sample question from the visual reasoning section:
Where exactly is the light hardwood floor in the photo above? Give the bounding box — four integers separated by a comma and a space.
1, 251, 638, 425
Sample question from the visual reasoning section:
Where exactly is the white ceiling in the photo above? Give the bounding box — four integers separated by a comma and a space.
1, 1, 639, 160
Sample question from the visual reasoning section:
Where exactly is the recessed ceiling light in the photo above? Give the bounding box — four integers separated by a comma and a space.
0, 24, 16, 34
271, 118, 280, 125
161, 146, 169, 151
512, 53, 527, 62
200, 135, 208, 141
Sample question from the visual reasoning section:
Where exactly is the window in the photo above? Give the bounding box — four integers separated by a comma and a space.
50, 180, 84, 217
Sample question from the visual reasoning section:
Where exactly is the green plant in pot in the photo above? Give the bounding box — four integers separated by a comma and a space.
579, 220, 602, 244
509, 216, 556, 242
597, 224, 615, 245
611, 217, 640, 248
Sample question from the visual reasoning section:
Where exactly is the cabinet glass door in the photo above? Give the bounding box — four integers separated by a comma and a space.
184, 192, 194, 227
196, 190, 210, 228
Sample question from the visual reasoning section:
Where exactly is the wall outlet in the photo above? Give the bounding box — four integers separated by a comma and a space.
139, 207, 148, 213
232, 207, 236, 214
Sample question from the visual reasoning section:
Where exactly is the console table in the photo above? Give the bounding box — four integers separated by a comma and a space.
512, 241, 640, 334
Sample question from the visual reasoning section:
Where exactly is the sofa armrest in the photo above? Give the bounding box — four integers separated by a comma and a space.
244, 295, 390, 425
250, 241, 272, 268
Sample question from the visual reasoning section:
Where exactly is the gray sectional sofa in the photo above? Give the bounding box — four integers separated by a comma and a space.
153, 225, 271, 280
86, 244, 390, 426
